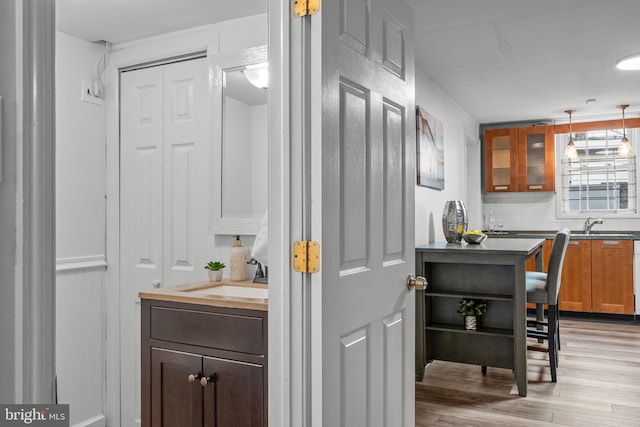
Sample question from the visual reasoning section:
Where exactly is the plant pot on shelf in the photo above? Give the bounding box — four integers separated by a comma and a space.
208, 270, 223, 282
465, 315, 477, 330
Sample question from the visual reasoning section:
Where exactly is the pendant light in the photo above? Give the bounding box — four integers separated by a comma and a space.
616, 104, 633, 156
564, 109, 578, 160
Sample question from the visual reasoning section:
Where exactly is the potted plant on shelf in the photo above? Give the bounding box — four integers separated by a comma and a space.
457, 299, 487, 330
204, 261, 225, 282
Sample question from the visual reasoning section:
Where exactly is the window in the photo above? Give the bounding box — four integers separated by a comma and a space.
559, 128, 637, 215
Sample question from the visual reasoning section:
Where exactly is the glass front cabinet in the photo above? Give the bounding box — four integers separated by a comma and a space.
484, 125, 554, 193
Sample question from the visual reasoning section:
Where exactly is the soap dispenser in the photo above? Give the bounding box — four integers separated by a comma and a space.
230, 235, 247, 281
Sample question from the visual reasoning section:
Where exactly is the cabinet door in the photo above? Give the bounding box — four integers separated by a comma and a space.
517, 126, 555, 192
203, 356, 265, 427
485, 128, 519, 192
151, 348, 204, 427
591, 240, 634, 314
558, 240, 592, 312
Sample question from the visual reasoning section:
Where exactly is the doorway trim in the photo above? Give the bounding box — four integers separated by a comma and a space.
21, 0, 57, 404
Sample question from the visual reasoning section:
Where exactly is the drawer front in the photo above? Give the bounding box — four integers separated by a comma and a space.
150, 306, 264, 355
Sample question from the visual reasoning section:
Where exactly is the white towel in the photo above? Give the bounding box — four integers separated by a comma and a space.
252, 211, 268, 266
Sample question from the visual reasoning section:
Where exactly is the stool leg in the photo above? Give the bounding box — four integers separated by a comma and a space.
536, 303, 544, 343
548, 305, 558, 382
555, 304, 561, 351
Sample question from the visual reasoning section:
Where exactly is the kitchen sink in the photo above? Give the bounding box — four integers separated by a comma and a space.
189, 284, 268, 300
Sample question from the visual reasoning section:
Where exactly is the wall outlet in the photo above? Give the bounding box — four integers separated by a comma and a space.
82, 80, 102, 105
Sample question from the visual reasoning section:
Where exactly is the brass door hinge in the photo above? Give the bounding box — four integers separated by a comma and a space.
293, 241, 320, 273
293, 0, 320, 17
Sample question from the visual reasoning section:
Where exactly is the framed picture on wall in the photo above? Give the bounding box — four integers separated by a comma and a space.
416, 106, 444, 190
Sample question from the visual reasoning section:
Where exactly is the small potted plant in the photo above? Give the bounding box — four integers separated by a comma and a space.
204, 261, 225, 282
457, 299, 487, 330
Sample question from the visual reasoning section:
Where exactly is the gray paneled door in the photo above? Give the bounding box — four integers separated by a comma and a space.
307, 0, 416, 425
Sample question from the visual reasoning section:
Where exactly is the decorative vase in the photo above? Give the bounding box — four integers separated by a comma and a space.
465, 315, 477, 331
442, 200, 468, 243
208, 270, 223, 282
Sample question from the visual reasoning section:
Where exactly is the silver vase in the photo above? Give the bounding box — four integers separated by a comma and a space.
442, 200, 468, 243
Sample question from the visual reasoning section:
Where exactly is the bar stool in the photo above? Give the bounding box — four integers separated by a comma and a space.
525, 228, 570, 382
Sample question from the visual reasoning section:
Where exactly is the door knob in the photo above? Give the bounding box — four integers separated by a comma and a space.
406, 275, 427, 291
152, 279, 161, 288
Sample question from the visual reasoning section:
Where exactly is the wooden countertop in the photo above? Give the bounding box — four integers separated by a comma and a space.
139, 280, 268, 311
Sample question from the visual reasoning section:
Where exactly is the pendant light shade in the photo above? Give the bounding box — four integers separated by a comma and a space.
564, 109, 578, 160
617, 104, 633, 156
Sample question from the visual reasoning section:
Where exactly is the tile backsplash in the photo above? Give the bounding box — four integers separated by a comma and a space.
482, 192, 639, 232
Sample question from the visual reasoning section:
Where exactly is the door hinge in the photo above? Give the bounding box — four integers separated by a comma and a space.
293, 0, 320, 17
293, 241, 320, 273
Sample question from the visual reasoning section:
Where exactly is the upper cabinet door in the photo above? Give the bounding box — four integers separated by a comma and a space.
484, 125, 555, 193
518, 126, 555, 192
485, 128, 519, 192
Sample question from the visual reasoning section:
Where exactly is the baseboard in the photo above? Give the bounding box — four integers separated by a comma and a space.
72, 414, 105, 427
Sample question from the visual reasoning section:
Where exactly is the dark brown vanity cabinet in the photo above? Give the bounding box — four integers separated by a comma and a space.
142, 299, 267, 427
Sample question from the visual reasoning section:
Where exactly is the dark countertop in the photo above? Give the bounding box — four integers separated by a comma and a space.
416, 237, 545, 255
484, 230, 640, 240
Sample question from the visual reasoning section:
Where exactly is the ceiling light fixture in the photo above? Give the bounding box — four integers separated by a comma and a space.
242, 62, 269, 90
616, 53, 640, 71
616, 104, 633, 156
564, 109, 578, 160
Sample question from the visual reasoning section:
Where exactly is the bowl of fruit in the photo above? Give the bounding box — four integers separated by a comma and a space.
462, 230, 487, 244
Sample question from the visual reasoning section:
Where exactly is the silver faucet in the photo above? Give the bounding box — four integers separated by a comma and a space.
584, 217, 603, 234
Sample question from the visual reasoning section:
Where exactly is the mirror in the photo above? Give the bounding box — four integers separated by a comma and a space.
211, 45, 268, 235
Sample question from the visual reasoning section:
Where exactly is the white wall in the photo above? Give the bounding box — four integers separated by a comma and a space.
55, 31, 107, 427
414, 66, 480, 245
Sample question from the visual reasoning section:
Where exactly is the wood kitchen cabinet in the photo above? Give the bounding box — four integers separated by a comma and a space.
484, 125, 554, 193
142, 299, 267, 427
591, 239, 634, 314
528, 238, 634, 314
558, 240, 592, 312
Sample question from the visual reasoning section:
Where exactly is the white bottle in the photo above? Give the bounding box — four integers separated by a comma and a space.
230, 235, 247, 281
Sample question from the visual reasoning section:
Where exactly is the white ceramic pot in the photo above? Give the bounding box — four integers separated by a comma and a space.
208, 270, 223, 282
465, 315, 477, 330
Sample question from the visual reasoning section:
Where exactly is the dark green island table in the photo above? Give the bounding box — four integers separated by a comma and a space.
415, 238, 545, 397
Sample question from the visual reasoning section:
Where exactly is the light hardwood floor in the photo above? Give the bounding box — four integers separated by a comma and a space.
415, 318, 640, 426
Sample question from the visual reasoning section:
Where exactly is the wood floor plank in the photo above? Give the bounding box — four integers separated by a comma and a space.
416, 319, 640, 426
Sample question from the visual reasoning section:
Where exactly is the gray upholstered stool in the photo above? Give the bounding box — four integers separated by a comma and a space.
525, 228, 570, 382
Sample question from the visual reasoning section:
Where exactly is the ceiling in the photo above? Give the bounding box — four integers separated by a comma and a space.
56, 0, 640, 124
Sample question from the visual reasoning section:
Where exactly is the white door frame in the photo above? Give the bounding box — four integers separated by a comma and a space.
267, 1, 294, 427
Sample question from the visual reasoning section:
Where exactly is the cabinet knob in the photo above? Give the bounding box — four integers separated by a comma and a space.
152, 279, 161, 288
188, 373, 202, 383
200, 373, 216, 387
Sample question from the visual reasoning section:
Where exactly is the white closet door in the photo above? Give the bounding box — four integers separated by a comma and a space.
161, 59, 209, 286
119, 56, 208, 426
